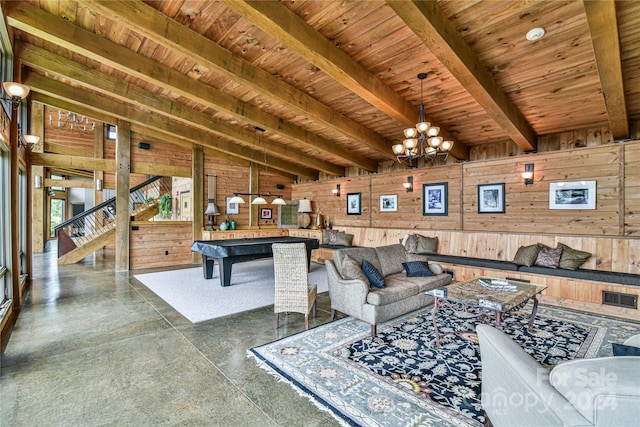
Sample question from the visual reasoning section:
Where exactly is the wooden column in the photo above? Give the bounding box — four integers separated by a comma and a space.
115, 119, 131, 271
30, 102, 45, 253
192, 145, 203, 263
94, 122, 104, 206
9, 100, 21, 306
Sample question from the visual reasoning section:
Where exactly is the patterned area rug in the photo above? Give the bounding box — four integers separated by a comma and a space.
248, 305, 640, 427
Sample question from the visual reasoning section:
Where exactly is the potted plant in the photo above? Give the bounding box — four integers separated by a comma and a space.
158, 193, 172, 219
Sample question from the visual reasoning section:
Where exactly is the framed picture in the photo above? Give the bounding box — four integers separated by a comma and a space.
380, 194, 398, 212
549, 181, 596, 210
423, 182, 448, 216
478, 183, 505, 214
226, 196, 239, 215
346, 193, 362, 215
260, 208, 272, 219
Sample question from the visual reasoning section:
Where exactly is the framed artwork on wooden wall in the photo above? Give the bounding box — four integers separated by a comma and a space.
347, 193, 362, 215
478, 183, 505, 214
423, 182, 448, 216
260, 208, 272, 219
549, 181, 596, 210
380, 194, 398, 212
226, 196, 239, 215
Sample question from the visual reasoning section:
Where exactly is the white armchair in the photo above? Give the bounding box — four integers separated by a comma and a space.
476, 324, 640, 427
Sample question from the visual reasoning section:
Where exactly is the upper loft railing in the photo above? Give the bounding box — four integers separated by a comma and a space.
54, 176, 171, 255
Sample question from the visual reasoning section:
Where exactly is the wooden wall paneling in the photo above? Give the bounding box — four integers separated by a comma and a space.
625, 142, 640, 235
192, 146, 203, 263
31, 102, 45, 253
129, 222, 193, 269
203, 154, 249, 226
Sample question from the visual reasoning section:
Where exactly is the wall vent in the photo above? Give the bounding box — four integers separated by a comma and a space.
602, 291, 637, 309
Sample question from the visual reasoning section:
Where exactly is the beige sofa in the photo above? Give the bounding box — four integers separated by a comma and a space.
477, 324, 640, 426
325, 244, 451, 336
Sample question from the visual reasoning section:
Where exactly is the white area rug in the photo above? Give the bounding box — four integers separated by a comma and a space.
134, 259, 328, 323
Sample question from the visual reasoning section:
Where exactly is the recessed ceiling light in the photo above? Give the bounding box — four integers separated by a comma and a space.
526, 27, 545, 41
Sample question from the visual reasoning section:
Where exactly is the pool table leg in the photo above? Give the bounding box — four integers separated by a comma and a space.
202, 255, 215, 279
218, 258, 233, 287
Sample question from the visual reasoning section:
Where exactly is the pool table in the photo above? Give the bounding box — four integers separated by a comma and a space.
191, 236, 319, 286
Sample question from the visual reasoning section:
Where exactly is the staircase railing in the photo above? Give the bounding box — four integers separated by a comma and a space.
54, 176, 172, 257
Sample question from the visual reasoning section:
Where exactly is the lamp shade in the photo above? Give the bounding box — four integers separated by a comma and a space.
271, 197, 286, 205
204, 200, 220, 215
229, 195, 245, 204
298, 199, 312, 213
3, 82, 30, 99
251, 196, 267, 205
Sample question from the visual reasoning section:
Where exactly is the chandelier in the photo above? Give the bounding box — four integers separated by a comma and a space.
392, 73, 453, 166
228, 126, 286, 206
49, 110, 95, 133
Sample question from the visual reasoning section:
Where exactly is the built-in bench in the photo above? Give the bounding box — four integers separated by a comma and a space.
319, 227, 640, 322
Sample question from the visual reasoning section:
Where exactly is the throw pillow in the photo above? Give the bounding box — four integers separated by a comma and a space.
334, 232, 354, 246
403, 234, 419, 253
534, 246, 563, 269
428, 263, 444, 275
612, 343, 640, 356
327, 229, 340, 245
339, 255, 368, 282
402, 261, 435, 277
513, 243, 542, 266
557, 242, 591, 270
416, 235, 438, 253
362, 259, 385, 288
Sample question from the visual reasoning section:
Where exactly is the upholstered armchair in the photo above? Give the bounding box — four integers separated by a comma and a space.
476, 324, 640, 427
272, 243, 317, 330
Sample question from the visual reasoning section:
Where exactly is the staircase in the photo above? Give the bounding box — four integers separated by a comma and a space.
55, 176, 171, 264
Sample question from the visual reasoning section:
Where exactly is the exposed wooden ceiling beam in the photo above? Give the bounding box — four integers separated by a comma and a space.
6, 2, 372, 172
387, 0, 537, 153
18, 42, 342, 177
583, 0, 629, 139
32, 153, 115, 172
25, 74, 316, 180
83, 0, 395, 161
220, 0, 469, 161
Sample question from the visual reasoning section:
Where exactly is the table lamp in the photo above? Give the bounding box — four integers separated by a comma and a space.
204, 200, 220, 230
297, 199, 312, 228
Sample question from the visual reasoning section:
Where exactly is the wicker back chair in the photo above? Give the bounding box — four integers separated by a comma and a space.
272, 242, 317, 330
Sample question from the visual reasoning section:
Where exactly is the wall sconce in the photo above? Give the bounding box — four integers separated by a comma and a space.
2, 82, 30, 109
332, 183, 341, 197
403, 176, 414, 192
521, 163, 534, 185
96, 178, 103, 191
34, 175, 42, 189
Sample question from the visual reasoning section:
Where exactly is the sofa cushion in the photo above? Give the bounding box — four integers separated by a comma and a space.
534, 246, 562, 269
406, 253, 429, 263
557, 242, 591, 270
334, 232, 354, 246
612, 343, 640, 356
403, 261, 434, 277
550, 357, 640, 425
428, 263, 444, 275
513, 243, 542, 266
334, 247, 380, 274
339, 255, 368, 282
403, 234, 419, 253
366, 277, 418, 305
362, 260, 385, 288
375, 244, 406, 276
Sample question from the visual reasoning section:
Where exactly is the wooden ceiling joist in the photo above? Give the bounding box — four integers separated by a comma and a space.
26, 74, 317, 179
387, 0, 537, 153
583, 0, 629, 140
18, 42, 342, 177
220, 0, 469, 161
6, 2, 373, 172
83, 0, 395, 161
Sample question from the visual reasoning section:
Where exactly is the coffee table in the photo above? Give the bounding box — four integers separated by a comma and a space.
426, 277, 547, 347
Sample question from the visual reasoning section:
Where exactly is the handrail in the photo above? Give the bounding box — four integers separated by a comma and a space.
54, 176, 172, 258
54, 176, 163, 235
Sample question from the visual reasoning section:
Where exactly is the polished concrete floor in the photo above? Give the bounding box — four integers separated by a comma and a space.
1, 244, 340, 426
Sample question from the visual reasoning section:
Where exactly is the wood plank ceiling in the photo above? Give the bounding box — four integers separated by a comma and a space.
4, 0, 638, 180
